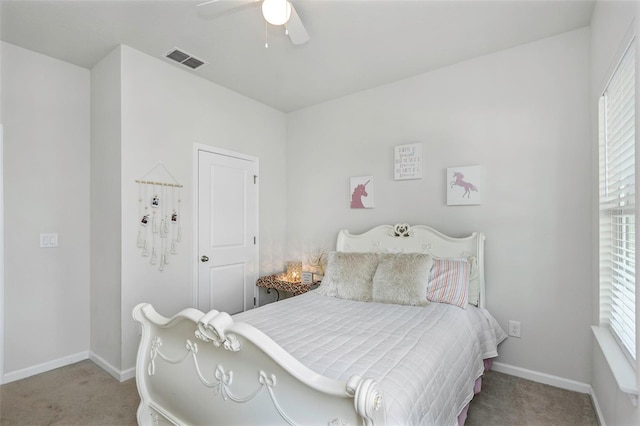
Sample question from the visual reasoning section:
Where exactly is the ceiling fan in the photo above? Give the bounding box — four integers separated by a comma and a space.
197, 0, 310, 47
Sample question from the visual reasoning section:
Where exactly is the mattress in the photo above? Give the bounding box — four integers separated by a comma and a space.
234, 291, 507, 426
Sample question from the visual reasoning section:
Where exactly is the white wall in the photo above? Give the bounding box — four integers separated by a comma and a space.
90, 46, 123, 373
287, 29, 592, 384
1, 42, 90, 380
0, 38, 5, 383
1, 41, 287, 381
117, 46, 288, 371
0, 11, 615, 400
589, 1, 640, 425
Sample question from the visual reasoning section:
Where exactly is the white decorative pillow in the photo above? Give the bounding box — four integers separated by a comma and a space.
372, 253, 433, 306
467, 256, 480, 306
427, 258, 470, 308
315, 252, 379, 301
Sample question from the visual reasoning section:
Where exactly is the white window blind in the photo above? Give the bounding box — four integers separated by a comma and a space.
599, 39, 636, 361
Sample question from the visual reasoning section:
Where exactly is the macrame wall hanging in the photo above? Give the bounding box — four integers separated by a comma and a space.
136, 162, 183, 271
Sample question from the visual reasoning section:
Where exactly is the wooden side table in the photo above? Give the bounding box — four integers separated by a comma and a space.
256, 274, 318, 301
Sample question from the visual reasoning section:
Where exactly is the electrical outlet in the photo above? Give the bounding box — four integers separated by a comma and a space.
508, 320, 521, 338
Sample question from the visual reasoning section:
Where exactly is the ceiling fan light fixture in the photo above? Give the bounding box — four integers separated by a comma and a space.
262, 0, 292, 26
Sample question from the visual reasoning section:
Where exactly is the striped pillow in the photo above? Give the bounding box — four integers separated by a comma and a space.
427, 258, 470, 308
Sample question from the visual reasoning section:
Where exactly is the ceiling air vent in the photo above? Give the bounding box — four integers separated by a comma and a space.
165, 48, 207, 70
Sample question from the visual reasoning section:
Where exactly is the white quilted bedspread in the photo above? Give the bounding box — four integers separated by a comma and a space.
234, 292, 507, 426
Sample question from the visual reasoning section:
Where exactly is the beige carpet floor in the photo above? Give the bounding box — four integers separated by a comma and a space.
466, 370, 598, 426
1, 360, 138, 426
0, 360, 598, 425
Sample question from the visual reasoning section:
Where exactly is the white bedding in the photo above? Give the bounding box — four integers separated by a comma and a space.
234, 291, 507, 426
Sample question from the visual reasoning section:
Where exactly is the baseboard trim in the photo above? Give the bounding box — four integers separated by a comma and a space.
88, 351, 134, 382
588, 384, 607, 426
1, 351, 135, 385
2, 351, 89, 384
88, 351, 120, 380
120, 366, 136, 382
492, 361, 591, 394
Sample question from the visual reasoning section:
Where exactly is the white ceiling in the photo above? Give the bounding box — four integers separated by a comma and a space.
1, 0, 595, 112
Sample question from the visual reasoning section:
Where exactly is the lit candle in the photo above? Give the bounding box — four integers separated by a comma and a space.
286, 261, 302, 282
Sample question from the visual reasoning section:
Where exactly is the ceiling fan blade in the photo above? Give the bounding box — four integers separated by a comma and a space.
196, 0, 258, 19
286, 4, 310, 45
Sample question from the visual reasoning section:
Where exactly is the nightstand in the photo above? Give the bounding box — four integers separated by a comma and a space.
256, 274, 319, 301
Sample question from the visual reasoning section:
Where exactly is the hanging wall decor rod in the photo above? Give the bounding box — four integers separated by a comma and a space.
135, 179, 183, 188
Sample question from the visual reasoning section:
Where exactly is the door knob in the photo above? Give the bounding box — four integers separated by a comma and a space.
201, 255, 209, 262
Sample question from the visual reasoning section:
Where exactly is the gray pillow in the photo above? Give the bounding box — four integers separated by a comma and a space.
315, 252, 379, 301
372, 253, 433, 306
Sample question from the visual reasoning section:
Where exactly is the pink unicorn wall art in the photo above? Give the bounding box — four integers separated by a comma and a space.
450, 172, 478, 198
350, 176, 374, 209
447, 166, 482, 206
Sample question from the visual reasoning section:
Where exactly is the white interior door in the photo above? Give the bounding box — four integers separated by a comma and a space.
197, 148, 258, 314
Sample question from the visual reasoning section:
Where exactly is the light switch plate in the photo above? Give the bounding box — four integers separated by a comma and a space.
40, 233, 58, 248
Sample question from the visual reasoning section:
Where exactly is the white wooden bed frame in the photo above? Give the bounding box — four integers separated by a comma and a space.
133, 224, 486, 425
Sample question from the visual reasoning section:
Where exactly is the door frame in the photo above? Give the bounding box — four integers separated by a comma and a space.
192, 143, 260, 310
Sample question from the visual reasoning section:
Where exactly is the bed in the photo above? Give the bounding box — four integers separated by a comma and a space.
133, 223, 507, 425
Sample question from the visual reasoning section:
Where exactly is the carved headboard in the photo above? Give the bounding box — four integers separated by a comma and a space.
336, 223, 486, 308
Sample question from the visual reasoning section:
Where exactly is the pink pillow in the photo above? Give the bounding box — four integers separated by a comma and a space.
427, 258, 470, 308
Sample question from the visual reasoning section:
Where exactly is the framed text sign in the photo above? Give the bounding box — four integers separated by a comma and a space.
394, 143, 423, 180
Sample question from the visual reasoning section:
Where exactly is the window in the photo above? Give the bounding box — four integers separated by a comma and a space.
599, 39, 636, 362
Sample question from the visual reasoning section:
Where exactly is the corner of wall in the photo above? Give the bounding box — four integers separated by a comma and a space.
90, 46, 123, 371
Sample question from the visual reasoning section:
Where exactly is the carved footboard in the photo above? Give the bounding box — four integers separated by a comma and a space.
133, 303, 386, 426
